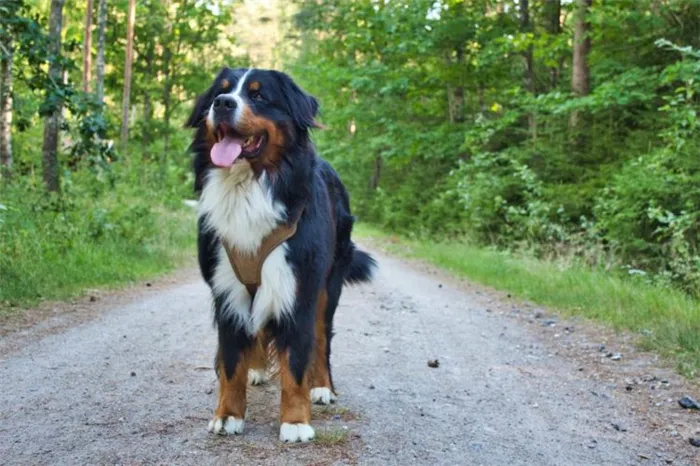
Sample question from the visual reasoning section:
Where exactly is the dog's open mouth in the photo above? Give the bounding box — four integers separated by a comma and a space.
211, 125, 266, 167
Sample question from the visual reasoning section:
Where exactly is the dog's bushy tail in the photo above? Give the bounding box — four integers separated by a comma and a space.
344, 248, 377, 285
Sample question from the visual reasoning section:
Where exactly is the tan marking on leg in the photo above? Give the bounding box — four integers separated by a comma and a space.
248, 331, 268, 372
279, 349, 311, 425
215, 348, 249, 420
248, 330, 272, 385
309, 289, 332, 390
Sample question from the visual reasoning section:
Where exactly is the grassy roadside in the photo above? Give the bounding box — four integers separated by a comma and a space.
355, 224, 700, 378
0, 196, 197, 316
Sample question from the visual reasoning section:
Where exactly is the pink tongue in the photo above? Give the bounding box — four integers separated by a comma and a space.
211, 136, 243, 167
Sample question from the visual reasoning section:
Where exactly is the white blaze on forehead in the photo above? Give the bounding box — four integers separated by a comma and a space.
229, 69, 252, 124
206, 69, 253, 127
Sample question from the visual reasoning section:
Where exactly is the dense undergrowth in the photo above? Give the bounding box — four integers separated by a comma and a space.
0, 130, 196, 312
1, 0, 241, 312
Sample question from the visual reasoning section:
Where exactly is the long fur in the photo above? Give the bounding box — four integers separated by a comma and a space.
345, 250, 377, 284
187, 68, 376, 405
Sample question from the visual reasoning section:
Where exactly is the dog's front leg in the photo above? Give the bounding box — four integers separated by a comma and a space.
208, 321, 251, 435
276, 319, 315, 443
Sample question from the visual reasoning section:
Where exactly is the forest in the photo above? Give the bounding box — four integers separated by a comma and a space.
291, 0, 700, 296
1, 0, 700, 306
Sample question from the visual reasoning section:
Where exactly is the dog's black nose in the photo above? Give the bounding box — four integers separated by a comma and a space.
212, 95, 236, 111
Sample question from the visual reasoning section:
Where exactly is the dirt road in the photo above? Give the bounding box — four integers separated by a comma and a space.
1, 249, 697, 465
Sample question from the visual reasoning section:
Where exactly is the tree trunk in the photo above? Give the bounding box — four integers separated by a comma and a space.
143, 37, 155, 142
162, 47, 172, 155
0, 39, 13, 175
446, 49, 464, 123
520, 0, 537, 139
569, 0, 592, 132
95, 0, 107, 103
120, 0, 136, 150
162, 0, 175, 157
544, 0, 561, 89
42, 0, 66, 193
82, 0, 94, 93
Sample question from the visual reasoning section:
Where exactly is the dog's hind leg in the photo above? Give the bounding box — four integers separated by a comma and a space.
208, 322, 251, 436
248, 330, 270, 386
309, 289, 337, 405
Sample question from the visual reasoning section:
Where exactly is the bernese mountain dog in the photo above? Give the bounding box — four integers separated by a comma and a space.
186, 68, 376, 443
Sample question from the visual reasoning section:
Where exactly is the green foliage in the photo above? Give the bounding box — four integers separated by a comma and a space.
0, 0, 247, 308
449, 150, 567, 246
290, 0, 700, 294
3, 0, 700, 312
0, 156, 195, 309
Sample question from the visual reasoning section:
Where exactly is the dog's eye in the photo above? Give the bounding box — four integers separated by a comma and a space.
250, 91, 264, 102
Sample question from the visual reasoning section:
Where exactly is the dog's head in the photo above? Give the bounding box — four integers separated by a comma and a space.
186, 68, 320, 170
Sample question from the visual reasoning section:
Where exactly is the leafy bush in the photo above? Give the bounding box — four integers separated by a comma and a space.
0, 150, 195, 309
449, 150, 567, 247
595, 148, 700, 291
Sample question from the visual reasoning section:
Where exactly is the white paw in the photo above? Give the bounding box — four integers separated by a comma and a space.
248, 368, 269, 386
279, 422, 315, 443
207, 416, 244, 435
310, 387, 337, 405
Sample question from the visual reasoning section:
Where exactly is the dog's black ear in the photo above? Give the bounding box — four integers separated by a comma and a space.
185, 67, 231, 128
273, 71, 322, 131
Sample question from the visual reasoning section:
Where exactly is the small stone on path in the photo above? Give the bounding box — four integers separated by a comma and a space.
678, 396, 699, 410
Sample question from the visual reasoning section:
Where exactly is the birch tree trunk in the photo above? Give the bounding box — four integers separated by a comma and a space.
120, 0, 136, 149
82, 0, 94, 93
0, 39, 13, 175
95, 0, 107, 103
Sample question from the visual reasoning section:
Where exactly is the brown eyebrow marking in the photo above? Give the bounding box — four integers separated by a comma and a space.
248, 81, 261, 91
221, 79, 230, 90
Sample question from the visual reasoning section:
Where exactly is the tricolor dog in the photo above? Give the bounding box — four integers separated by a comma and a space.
186, 68, 376, 443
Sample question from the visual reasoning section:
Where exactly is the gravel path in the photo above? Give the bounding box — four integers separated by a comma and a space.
1, 249, 696, 465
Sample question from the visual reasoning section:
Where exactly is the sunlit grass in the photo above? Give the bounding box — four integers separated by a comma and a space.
356, 224, 700, 378
0, 205, 196, 316
313, 428, 349, 446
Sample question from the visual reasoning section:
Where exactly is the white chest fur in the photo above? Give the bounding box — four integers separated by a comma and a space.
198, 166, 297, 335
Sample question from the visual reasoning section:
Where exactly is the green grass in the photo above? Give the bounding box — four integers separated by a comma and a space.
313, 428, 349, 446
312, 404, 357, 421
355, 224, 700, 378
0, 163, 197, 316
0, 206, 196, 315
